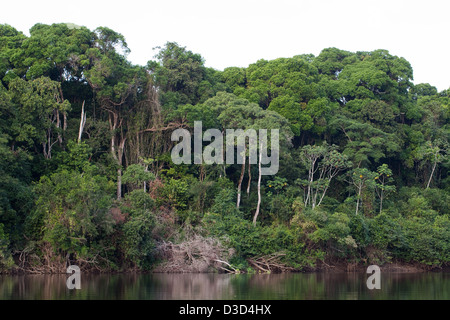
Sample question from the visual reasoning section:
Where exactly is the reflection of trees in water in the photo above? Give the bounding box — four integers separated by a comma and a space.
221, 272, 450, 300
228, 273, 328, 299
0, 272, 448, 299
148, 274, 234, 300
0, 274, 69, 299
0, 273, 235, 300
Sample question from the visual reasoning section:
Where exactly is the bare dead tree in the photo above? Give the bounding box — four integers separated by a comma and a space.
77, 100, 87, 143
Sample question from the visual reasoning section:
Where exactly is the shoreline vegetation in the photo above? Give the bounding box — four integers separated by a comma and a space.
2, 259, 447, 275
0, 23, 449, 276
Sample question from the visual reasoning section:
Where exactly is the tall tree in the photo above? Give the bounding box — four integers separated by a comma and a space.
0, 24, 26, 86
6, 77, 70, 158
84, 27, 140, 199
374, 164, 396, 213
299, 143, 351, 209
148, 42, 206, 108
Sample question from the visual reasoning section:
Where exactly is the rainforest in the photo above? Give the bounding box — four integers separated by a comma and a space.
0, 23, 448, 274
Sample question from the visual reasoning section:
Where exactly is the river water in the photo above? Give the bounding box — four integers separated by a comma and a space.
0, 272, 448, 300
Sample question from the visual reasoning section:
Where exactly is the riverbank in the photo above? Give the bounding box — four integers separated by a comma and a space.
314, 260, 449, 273
2, 259, 449, 275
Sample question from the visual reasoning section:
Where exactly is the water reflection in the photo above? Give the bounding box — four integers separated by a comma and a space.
0, 272, 448, 300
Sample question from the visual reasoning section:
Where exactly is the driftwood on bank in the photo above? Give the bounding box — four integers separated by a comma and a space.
153, 235, 236, 273
247, 252, 295, 273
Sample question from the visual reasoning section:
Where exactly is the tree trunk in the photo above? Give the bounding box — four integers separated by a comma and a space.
116, 136, 126, 200
143, 164, 148, 192
109, 111, 126, 200
117, 168, 122, 200
78, 101, 86, 143
236, 146, 246, 209
56, 110, 62, 145
305, 159, 316, 208
426, 161, 437, 189
355, 187, 361, 215
253, 147, 262, 226
246, 161, 251, 194
63, 112, 67, 131
43, 127, 57, 159
317, 179, 331, 208
379, 191, 383, 214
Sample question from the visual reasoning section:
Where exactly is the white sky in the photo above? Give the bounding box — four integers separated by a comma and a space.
2, 0, 449, 91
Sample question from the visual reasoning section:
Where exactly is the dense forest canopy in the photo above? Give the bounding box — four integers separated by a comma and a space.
0, 23, 448, 273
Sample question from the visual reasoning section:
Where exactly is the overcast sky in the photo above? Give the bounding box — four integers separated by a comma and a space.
2, 0, 449, 91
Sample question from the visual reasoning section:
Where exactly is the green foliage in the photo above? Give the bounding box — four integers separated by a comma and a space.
157, 177, 191, 210
122, 164, 155, 190
121, 190, 156, 269
267, 193, 294, 224
0, 24, 26, 86
309, 211, 357, 256
6, 77, 70, 151
400, 215, 450, 265
411, 83, 438, 98
210, 188, 239, 217
205, 213, 323, 270
330, 114, 400, 166
53, 140, 92, 172
148, 42, 221, 107
0, 134, 34, 247
267, 176, 288, 193
0, 223, 15, 271
186, 179, 215, 214
367, 211, 403, 261
11, 23, 94, 81
374, 164, 396, 213
28, 166, 115, 257
359, 187, 450, 266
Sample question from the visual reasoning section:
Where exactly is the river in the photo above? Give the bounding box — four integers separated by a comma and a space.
0, 272, 448, 300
